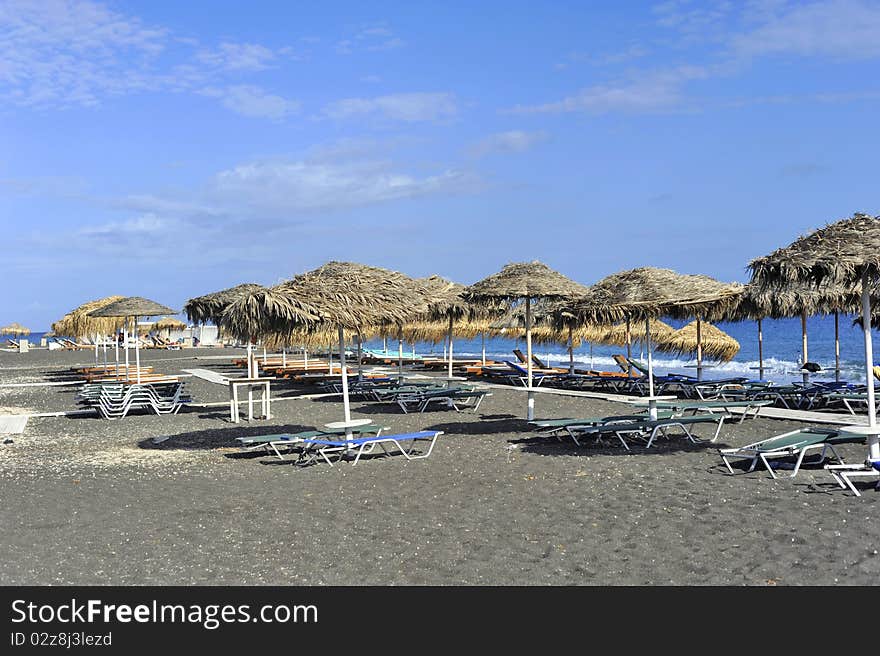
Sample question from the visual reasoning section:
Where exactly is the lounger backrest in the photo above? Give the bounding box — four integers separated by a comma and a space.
531, 354, 549, 369
512, 349, 528, 364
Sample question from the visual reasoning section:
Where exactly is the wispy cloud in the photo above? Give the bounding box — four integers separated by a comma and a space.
195, 42, 278, 71
509, 66, 707, 114
336, 23, 405, 54
324, 92, 458, 122
469, 130, 548, 157
201, 85, 301, 119
730, 0, 880, 59
0, 0, 300, 116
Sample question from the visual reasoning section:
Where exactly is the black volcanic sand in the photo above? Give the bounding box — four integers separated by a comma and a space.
1, 347, 878, 585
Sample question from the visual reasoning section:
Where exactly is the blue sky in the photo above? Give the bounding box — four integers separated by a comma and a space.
2, 0, 880, 329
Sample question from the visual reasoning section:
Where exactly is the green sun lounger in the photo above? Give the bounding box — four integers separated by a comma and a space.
236, 423, 385, 459
567, 414, 727, 450
718, 427, 864, 479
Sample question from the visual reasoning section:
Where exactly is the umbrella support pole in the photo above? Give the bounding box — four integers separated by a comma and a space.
398, 334, 404, 384
834, 311, 840, 383
134, 315, 141, 384
696, 318, 703, 382
481, 332, 486, 366
447, 315, 454, 382
526, 298, 534, 420
801, 312, 809, 384
357, 332, 363, 383
646, 317, 656, 419
758, 319, 764, 380
861, 273, 879, 459
568, 326, 574, 375
625, 317, 632, 377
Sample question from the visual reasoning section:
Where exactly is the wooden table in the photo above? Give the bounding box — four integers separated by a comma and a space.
229, 377, 274, 423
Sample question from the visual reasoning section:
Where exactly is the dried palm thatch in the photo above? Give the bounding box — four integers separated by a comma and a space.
465, 261, 589, 303
1, 322, 30, 336
418, 275, 472, 320
261, 323, 380, 350
51, 296, 127, 338
152, 317, 187, 331
727, 281, 860, 321
220, 285, 321, 342
594, 319, 677, 348
749, 212, 880, 288
89, 297, 175, 318
556, 267, 744, 325
184, 284, 264, 325
399, 318, 492, 344
659, 320, 740, 362
221, 262, 434, 341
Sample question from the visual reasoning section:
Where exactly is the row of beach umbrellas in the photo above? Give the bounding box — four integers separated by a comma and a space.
43, 211, 880, 462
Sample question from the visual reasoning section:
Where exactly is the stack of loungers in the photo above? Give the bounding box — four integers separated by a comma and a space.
76, 381, 190, 419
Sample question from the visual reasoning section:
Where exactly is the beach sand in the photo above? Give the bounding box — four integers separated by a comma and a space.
0, 347, 878, 585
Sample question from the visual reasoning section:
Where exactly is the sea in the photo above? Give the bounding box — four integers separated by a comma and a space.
6, 314, 880, 384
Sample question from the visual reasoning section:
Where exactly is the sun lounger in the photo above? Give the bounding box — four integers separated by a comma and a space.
567, 414, 727, 450
295, 430, 444, 466
235, 423, 386, 459
718, 427, 863, 479
395, 387, 491, 413
826, 458, 880, 496
645, 399, 773, 423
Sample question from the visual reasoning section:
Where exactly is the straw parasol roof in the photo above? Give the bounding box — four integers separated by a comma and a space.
184, 284, 264, 325
221, 262, 434, 341
659, 320, 740, 362
556, 267, 744, 325
51, 296, 127, 338
418, 275, 472, 320
749, 212, 880, 288
728, 281, 859, 321
1, 322, 30, 336
595, 319, 677, 348
152, 317, 187, 331
465, 261, 589, 302
89, 297, 176, 318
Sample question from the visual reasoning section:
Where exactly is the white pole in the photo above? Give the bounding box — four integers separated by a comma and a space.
124, 319, 129, 375
625, 316, 632, 377
114, 328, 119, 377
338, 325, 352, 437
134, 315, 141, 384
357, 331, 363, 382
526, 297, 534, 420
646, 316, 655, 409
398, 330, 404, 383
696, 317, 703, 382
282, 348, 287, 368
447, 315, 454, 381
568, 326, 574, 374
801, 311, 809, 384
834, 311, 840, 383
758, 318, 764, 380
861, 272, 879, 459
94, 333, 98, 366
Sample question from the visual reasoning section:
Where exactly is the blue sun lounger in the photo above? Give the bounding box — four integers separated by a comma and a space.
235, 423, 386, 459
296, 430, 444, 466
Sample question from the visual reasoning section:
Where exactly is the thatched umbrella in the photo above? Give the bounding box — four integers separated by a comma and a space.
52, 295, 127, 369
222, 262, 433, 438
418, 275, 474, 382
466, 261, 589, 419
729, 281, 858, 381
749, 212, 880, 459
1, 322, 30, 337
659, 320, 740, 363
90, 297, 176, 384
184, 283, 266, 365
556, 267, 743, 414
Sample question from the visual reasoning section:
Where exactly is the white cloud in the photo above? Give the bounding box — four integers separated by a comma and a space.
196, 42, 277, 71
202, 85, 301, 120
211, 159, 472, 212
730, 0, 880, 59
469, 130, 548, 157
336, 23, 405, 54
510, 66, 707, 114
324, 92, 458, 122
79, 213, 167, 237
